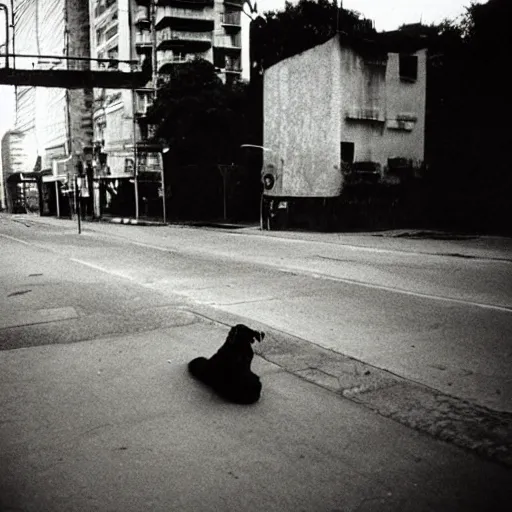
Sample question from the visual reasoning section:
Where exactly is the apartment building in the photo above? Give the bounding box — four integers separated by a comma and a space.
89, 0, 244, 218
11, 0, 93, 216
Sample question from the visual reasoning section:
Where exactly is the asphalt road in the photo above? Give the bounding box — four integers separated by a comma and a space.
1, 214, 512, 511
1, 214, 510, 413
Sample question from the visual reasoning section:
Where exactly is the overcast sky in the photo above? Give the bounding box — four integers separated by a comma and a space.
1, 0, 485, 141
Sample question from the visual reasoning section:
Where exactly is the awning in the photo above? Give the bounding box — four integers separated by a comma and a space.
6, 172, 40, 183
42, 175, 67, 183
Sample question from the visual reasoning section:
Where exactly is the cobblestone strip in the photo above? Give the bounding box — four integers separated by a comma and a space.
191, 306, 512, 468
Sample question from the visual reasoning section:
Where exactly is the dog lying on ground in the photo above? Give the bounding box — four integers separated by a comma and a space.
188, 324, 265, 404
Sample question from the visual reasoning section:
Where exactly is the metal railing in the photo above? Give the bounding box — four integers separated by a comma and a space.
220, 11, 241, 26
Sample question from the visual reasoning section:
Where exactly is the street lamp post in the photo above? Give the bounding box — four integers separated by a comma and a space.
161, 146, 169, 224
75, 174, 82, 234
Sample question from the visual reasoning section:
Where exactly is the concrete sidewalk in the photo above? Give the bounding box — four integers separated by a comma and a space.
1, 317, 511, 512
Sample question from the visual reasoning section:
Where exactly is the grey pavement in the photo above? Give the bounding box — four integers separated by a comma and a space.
1, 319, 511, 512
1, 213, 512, 510
6, 213, 511, 412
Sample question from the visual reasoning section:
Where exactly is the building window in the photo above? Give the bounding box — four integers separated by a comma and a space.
399, 54, 418, 82
105, 25, 118, 42
340, 142, 355, 164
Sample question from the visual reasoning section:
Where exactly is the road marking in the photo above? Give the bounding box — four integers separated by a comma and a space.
69, 258, 139, 283
306, 272, 512, 313
0, 233, 33, 246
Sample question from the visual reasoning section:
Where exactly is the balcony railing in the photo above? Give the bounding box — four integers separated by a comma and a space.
158, 0, 214, 7
223, 0, 243, 8
135, 32, 152, 44
214, 34, 241, 49
158, 52, 194, 70
157, 28, 212, 49
225, 60, 241, 72
220, 12, 241, 27
156, 6, 214, 27
135, 32, 153, 53
135, 6, 149, 24
94, 0, 117, 19
135, 90, 154, 116
345, 107, 385, 123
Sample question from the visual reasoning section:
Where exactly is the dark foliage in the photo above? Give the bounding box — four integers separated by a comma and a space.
250, 0, 374, 75
248, 0, 511, 234
423, 0, 512, 234
146, 58, 261, 220
146, 58, 254, 166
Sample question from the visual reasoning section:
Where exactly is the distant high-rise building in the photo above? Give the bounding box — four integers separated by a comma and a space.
12, 0, 93, 215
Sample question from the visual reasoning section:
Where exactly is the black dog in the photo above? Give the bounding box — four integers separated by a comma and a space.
188, 324, 265, 404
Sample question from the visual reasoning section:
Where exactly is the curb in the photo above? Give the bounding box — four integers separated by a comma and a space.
100, 217, 166, 226
187, 304, 512, 469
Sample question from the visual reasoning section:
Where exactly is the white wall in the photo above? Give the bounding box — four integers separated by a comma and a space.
341, 48, 426, 167
263, 37, 343, 197
263, 36, 427, 197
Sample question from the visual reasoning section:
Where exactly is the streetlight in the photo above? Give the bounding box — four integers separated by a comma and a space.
161, 146, 169, 224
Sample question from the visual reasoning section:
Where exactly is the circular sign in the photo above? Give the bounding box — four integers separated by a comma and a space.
262, 173, 275, 190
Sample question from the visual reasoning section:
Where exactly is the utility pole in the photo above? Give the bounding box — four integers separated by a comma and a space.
131, 91, 139, 221
150, 0, 166, 224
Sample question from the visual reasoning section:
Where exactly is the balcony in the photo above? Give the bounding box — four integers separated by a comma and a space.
134, 89, 154, 117
155, 6, 214, 30
220, 11, 241, 30
345, 107, 385, 123
94, 0, 117, 19
223, 0, 243, 8
157, 52, 193, 72
134, 6, 150, 25
157, 28, 212, 51
225, 60, 241, 73
214, 34, 241, 50
135, 31, 153, 53
157, 0, 214, 7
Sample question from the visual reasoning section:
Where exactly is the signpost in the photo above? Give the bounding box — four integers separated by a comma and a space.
75, 174, 81, 234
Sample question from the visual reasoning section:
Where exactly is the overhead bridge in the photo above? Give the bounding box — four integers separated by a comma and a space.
0, 54, 151, 89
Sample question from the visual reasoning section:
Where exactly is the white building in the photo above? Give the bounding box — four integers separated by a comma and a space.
262, 34, 427, 202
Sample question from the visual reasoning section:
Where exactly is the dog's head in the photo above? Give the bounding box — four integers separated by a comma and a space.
226, 324, 265, 346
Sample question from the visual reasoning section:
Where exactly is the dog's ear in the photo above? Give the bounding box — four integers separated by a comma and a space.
230, 325, 264, 344
253, 331, 265, 343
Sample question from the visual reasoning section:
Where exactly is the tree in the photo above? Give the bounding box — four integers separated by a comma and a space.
423, 0, 512, 233
147, 58, 252, 166
146, 59, 261, 220
250, 0, 373, 76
